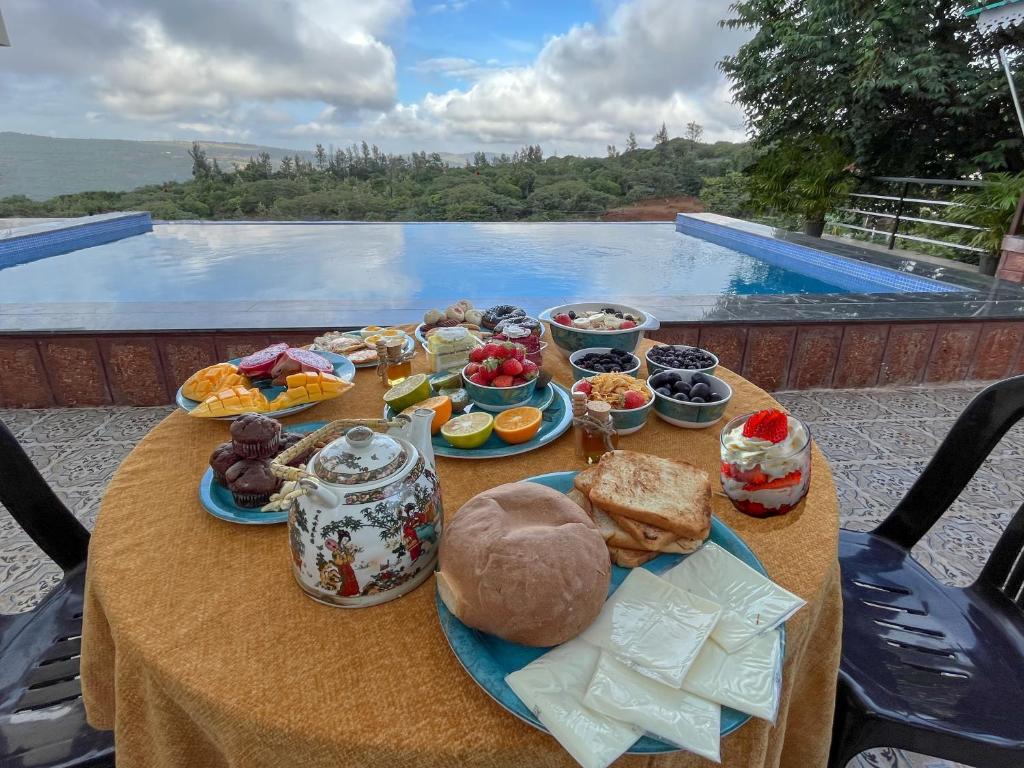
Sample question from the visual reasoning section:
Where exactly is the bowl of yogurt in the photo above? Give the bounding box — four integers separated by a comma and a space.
719, 410, 811, 518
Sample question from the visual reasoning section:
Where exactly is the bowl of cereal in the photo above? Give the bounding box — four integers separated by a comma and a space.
570, 373, 654, 435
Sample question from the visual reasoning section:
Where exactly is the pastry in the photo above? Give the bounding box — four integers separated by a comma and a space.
225, 459, 280, 508
494, 316, 542, 336
437, 481, 610, 647
481, 304, 526, 330
347, 348, 378, 365
230, 413, 282, 459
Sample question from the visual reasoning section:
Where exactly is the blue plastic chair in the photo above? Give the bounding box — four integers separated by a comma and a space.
829, 374, 1024, 768
0, 419, 114, 767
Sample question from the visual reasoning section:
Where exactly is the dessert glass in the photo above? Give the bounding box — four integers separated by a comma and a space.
719, 412, 811, 517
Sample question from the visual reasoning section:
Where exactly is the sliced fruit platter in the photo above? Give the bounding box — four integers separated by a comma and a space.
309, 328, 415, 368
381, 351, 571, 460
176, 343, 356, 420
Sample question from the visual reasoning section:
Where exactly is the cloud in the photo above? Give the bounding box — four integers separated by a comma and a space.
412, 57, 503, 81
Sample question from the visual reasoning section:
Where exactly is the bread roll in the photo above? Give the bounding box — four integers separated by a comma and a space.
438, 482, 611, 647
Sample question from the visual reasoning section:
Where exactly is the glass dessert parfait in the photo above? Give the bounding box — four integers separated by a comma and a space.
720, 408, 811, 517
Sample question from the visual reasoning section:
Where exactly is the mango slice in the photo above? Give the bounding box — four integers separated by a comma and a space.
268, 372, 352, 410
189, 385, 269, 417
182, 363, 251, 402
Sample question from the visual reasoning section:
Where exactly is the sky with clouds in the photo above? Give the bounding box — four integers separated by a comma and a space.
0, 0, 750, 156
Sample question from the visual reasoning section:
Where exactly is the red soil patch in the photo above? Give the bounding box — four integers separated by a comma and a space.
600, 196, 704, 221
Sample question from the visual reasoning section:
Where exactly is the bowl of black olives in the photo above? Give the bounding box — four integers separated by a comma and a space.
646, 370, 732, 428
568, 347, 642, 381
645, 344, 718, 377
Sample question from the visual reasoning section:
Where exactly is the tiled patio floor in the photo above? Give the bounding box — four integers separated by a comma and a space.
3, 383, 1021, 768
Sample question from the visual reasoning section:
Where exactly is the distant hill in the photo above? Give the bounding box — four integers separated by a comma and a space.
0, 133, 485, 200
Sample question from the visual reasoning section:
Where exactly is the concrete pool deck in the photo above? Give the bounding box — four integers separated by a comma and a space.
4, 382, 1013, 768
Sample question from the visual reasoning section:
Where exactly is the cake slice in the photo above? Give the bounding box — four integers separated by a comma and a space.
589, 451, 711, 540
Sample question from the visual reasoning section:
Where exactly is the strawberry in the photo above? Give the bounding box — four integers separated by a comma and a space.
622, 390, 646, 409
521, 359, 538, 374
492, 374, 514, 388
500, 358, 523, 376
720, 461, 734, 478
511, 343, 526, 362
742, 409, 789, 444
465, 362, 481, 377
469, 372, 491, 387
468, 347, 486, 363
619, 319, 637, 329
512, 377, 528, 385
480, 358, 500, 382
575, 380, 592, 396
744, 470, 802, 491
482, 342, 502, 358
553, 313, 572, 326
494, 342, 516, 360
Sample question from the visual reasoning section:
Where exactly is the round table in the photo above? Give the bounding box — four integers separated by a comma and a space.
82, 336, 841, 768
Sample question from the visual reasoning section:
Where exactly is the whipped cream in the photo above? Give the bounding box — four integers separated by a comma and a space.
721, 417, 808, 477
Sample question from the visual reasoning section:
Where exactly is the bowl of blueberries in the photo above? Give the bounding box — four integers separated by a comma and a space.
645, 344, 718, 377
568, 347, 642, 381
647, 369, 732, 428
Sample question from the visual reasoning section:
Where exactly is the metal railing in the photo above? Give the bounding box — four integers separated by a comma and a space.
830, 177, 989, 255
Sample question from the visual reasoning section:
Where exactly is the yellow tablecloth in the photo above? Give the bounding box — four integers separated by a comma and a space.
82, 336, 841, 768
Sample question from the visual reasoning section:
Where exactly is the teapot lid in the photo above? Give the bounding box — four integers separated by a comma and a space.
313, 425, 410, 485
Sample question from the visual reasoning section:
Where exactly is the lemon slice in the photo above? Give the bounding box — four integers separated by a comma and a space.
383, 373, 431, 413
440, 412, 494, 449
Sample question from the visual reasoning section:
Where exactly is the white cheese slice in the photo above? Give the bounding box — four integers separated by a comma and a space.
682, 629, 783, 722
579, 567, 722, 688
505, 639, 642, 768
584, 653, 722, 763
661, 542, 805, 652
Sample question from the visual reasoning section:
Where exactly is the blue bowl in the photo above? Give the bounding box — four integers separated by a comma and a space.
568, 347, 641, 381
648, 370, 733, 429
645, 345, 719, 377
462, 365, 537, 412
539, 303, 659, 358
570, 377, 654, 435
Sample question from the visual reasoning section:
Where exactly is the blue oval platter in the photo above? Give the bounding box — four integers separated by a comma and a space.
435, 470, 785, 754
198, 421, 325, 525
175, 351, 356, 421
386, 382, 572, 460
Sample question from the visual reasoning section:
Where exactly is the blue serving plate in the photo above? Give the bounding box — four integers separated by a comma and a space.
176, 351, 356, 421
333, 331, 415, 368
436, 470, 784, 754
386, 383, 571, 460
198, 421, 325, 525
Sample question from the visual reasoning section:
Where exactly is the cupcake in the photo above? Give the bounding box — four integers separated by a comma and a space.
225, 459, 281, 508
230, 413, 282, 459
209, 442, 242, 486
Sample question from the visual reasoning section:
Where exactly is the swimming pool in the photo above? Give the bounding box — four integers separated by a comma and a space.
0, 221, 963, 306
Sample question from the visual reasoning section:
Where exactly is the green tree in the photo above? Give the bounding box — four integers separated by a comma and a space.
626, 132, 638, 152
699, 172, 752, 218
314, 144, 327, 170
747, 135, 856, 236
685, 122, 704, 144
720, 0, 1022, 175
652, 123, 669, 146
188, 141, 211, 178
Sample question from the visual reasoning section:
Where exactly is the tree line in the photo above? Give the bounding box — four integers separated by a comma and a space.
0, 128, 752, 222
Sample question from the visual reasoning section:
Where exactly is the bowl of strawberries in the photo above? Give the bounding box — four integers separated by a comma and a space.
462, 341, 540, 412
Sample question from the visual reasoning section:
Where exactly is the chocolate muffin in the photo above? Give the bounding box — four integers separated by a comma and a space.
230, 413, 282, 459
225, 459, 280, 508
209, 442, 242, 486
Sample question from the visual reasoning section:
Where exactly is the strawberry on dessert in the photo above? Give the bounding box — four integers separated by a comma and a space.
720, 409, 811, 518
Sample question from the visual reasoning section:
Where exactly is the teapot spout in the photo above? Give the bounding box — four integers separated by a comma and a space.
397, 408, 436, 471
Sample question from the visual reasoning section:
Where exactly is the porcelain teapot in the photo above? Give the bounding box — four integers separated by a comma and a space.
269, 411, 442, 608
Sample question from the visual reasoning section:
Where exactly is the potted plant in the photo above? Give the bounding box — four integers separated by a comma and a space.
747, 135, 856, 237
947, 173, 1024, 276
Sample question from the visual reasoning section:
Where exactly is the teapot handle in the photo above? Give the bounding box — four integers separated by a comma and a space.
269, 418, 410, 482
299, 478, 338, 507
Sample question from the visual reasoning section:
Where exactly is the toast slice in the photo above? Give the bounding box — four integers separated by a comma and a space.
608, 512, 704, 554
566, 488, 593, 516
589, 451, 711, 539
608, 545, 659, 568
573, 465, 601, 496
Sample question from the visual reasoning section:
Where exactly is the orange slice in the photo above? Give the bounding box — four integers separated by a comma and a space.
401, 395, 453, 435
494, 406, 543, 444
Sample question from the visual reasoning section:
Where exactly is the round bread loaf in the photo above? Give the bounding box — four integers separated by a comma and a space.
438, 481, 610, 646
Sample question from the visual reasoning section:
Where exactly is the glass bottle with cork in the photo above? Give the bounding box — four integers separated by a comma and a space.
382, 338, 414, 386
572, 391, 618, 464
